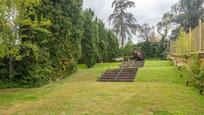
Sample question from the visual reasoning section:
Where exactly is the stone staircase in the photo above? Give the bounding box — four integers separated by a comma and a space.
98, 61, 144, 82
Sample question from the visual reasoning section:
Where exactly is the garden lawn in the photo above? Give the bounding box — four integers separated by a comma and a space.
0, 60, 204, 114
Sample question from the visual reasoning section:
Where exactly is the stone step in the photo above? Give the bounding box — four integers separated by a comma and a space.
120, 72, 136, 74
103, 73, 136, 75
105, 71, 136, 73
107, 69, 120, 72
100, 77, 134, 79
101, 74, 136, 77
100, 74, 136, 79
121, 71, 137, 73
98, 61, 143, 82
99, 77, 135, 80
103, 73, 117, 75
101, 74, 136, 78
102, 74, 135, 78
136, 61, 145, 67
98, 79, 134, 82
119, 75, 135, 77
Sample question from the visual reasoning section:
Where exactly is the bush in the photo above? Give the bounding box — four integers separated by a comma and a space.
0, 45, 53, 88
186, 55, 204, 94
120, 40, 168, 59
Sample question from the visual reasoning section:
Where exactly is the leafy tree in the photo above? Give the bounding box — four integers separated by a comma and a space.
80, 9, 120, 67
17, 0, 53, 87
106, 30, 120, 61
0, 0, 23, 87
0, 0, 51, 87
157, 13, 172, 41
108, 0, 139, 48
0, 0, 84, 88
174, 27, 189, 53
81, 9, 97, 68
120, 41, 135, 57
163, 0, 204, 39
40, 0, 83, 72
159, 0, 204, 40
0, 0, 119, 88
94, 19, 119, 62
138, 24, 158, 43
95, 19, 108, 62
138, 24, 167, 58
156, 13, 173, 59
171, 0, 204, 30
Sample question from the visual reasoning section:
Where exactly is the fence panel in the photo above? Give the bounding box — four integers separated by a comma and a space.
191, 26, 200, 52
202, 23, 204, 50
170, 21, 204, 55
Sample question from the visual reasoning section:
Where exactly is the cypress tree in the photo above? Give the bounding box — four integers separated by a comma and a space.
81, 9, 97, 68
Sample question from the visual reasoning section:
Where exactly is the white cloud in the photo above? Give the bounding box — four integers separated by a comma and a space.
83, 0, 179, 27
83, 0, 180, 43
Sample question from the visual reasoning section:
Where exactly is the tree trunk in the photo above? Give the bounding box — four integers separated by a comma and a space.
121, 31, 124, 48
120, 22, 124, 48
8, 57, 13, 88
120, 9, 124, 48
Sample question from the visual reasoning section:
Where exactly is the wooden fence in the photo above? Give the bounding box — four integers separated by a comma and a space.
170, 20, 204, 55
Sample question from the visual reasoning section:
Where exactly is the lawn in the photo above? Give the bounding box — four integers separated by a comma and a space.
0, 60, 204, 114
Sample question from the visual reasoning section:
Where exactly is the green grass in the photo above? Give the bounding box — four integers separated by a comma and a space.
0, 60, 204, 114
137, 60, 186, 84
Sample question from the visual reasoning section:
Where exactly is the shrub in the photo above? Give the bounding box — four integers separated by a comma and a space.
186, 55, 204, 94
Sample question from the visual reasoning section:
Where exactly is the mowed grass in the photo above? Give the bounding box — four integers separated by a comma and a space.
0, 60, 204, 114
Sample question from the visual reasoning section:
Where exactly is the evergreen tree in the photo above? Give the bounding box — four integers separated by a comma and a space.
17, 0, 53, 87
0, 0, 119, 88
109, 0, 139, 48
40, 0, 83, 72
107, 30, 119, 61
95, 19, 108, 62
81, 9, 97, 68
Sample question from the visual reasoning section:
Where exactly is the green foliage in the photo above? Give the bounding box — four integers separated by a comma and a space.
95, 19, 119, 63
106, 30, 120, 61
96, 20, 109, 62
186, 55, 204, 90
17, 1, 53, 87
80, 9, 119, 68
174, 28, 189, 53
157, 13, 172, 41
0, 1, 53, 88
180, 55, 204, 94
39, 0, 83, 72
0, 0, 119, 88
120, 40, 168, 59
0, 0, 82, 88
12, 44, 52, 88
173, 0, 204, 30
81, 9, 97, 68
120, 41, 134, 57
164, 0, 204, 38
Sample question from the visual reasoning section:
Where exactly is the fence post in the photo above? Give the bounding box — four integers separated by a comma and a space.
199, 19, 202, 52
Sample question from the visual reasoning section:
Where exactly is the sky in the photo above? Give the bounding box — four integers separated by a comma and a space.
83, 0, 179, 28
